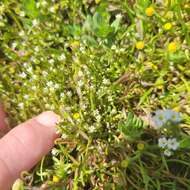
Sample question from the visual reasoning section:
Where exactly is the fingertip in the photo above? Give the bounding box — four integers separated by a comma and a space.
0, 111, 61, 189
35, 111, 61, 128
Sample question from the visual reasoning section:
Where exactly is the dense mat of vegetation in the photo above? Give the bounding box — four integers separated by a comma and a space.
0, 0, 190, 189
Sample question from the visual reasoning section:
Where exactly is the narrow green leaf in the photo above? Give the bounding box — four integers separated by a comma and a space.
21, 0, 39, 18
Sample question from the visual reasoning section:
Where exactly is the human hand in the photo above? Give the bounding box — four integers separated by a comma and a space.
0, 105, 60, 190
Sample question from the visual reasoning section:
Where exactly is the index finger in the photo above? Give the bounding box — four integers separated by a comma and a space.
0, 111, 60, 190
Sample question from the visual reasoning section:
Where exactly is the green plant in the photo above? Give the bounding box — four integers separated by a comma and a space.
119, 112, 147, 141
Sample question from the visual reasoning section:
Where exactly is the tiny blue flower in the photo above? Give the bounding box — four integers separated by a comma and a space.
152, 109, 181, 128
152, 110, 167, 128
163, 109, 181, 123
152, 116, 165, 129
171, 111, 181, 123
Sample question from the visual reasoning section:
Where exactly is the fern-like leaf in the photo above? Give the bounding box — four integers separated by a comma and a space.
119, 112, 147, 141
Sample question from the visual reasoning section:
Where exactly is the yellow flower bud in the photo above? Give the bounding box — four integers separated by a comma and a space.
73, 112, 80, 119
145, 62, 158, 70
136, 41, 145, 50
145, 7, 154, 17
53, 175, 60, 183
184, 4, 190, 9
95, 0, 101, 4
137, 143, 145, 150
157, 85, 164, 90
9, 67, 15, 74
121, 159, 129, 168
163, 22, 172, 30
167, 42, 177, 53
70, 41, 80, 49
173, 106, 180, 112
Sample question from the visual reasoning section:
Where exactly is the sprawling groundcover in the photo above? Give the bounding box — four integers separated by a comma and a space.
0, 0, 190, 189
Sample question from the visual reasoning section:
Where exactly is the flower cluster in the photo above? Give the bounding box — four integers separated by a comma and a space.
152, 109, 181, 129
158, 137, 180, 156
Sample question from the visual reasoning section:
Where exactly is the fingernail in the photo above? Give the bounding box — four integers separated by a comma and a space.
35, 111, 60, 128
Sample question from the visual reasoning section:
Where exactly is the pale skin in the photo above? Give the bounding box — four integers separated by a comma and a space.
0, 105, 60, 190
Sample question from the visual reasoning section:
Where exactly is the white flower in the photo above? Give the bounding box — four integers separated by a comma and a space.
23, 63, 28, 67
49, 59, 54, 64
19, 11, 25, 17
96, 115, 101, 122
32, 75, 37, 80
116, 14, 122, 19
19, 30, 25, 37
164, 149, 172, 157
18, 103, 24, 109
120, 48, 125, 52
102, 78, 110, 85
80, 46, 85, 52
66, 91, 72, 97
78, 70, 83, 77
158, 137, 168, 148
81, 104, 87, 110
49, 87, 55, 92
42, 71, 48, 76
27, 67, 33, 73
32, 19, 39, 26
19, 72, 27, 78
12, 42, 17, 49
31, 86, 37, 91
49, 6, 56, 13
54, 83, 60, 89
60, 92, 65, 98
23, 95, 29, 100
58, 53, 66, 61
47, 81, 53, 87
61, 133, 68, 139
51, 148, 59, 156
94, 109, 100, 116
78, 80, 84, 87
36, 2, 40, 8
41, 1, 48, 7
108, 96, 113, 102
167, 138, 179, 150
111, 109, 117, 114
89, 125, 96, 133
34, 46, 39, 52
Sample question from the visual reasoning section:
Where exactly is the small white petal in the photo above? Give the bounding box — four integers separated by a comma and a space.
158, 137, 168, 148
164, 149, 172, 157
167, 138, 179, 150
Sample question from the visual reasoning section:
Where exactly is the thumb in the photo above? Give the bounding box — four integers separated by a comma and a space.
0, 111, 60, 190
